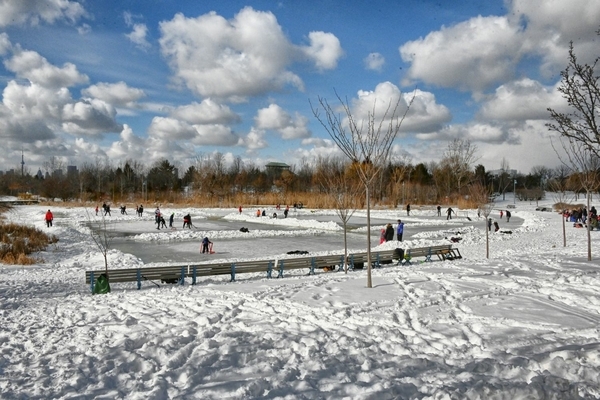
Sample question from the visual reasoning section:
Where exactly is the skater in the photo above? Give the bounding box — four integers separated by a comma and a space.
154, 207, 161, 224
396, 219, 404, 242
159, 215, 167, 229
95, 205, 99, 216
284, 208, 289, 218
104, 204, 111, 216
487, 218, 492, 231
500, 210, 503, 219
437, 205, 441, 217
493, 221, 500, 232
262, 210, 266, 217
45, 209, 53, 227
446, 207, 454, 220
183, 213, 192, 229
169, 212, 175, 228
138, 205, 144, 217
238, 205, 242, 214
120, 205, 127, 215
256, 209, 261, 217
201, 237, 212, 254
379, 228, 386, 244
506, 210, 511, 222
406, 203, 411, 216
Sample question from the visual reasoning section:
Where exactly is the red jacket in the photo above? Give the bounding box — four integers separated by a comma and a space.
45, 211, 53, 221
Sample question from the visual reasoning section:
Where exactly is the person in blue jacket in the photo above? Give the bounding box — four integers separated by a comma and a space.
201, 237, 212, 254
396, 219, 404, 242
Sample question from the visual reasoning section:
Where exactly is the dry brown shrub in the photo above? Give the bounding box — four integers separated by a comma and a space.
0, 222, 58, 265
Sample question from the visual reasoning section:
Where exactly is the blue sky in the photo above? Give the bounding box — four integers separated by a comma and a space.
0, 0, 598, 175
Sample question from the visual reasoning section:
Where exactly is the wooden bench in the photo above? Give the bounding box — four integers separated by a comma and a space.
402, 244, 462, 265
85, 246, 460, 292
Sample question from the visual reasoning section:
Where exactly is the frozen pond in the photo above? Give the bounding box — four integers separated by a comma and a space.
92, 209, 522, 265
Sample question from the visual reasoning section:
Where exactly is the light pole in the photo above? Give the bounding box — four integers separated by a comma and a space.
513, 179, 517, 204
402, 181, 405, 206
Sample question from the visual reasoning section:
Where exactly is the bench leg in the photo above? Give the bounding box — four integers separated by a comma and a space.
137, 269, 142, 290
179, 266, 185, 285
267, 261, 273, 279
309, 258, 316, 275
90, 271, 95, 294
192, 266, 197, 285
230, 263, 236, 282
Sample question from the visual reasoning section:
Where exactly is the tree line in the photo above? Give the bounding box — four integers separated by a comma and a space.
0, 147, 592, 207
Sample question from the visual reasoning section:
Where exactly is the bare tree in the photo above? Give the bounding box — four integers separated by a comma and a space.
547, 42, 600, 159
85, 208, 115, 276
311, 90, 413, 288
552, 136, 600, 260
441, 138, 479, 194
317, 157, 363, 273
548, 178, 575, 248
469, 182, 495, 258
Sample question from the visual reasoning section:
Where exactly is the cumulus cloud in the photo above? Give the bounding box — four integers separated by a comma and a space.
478, 78, 566, 121
61, 98, 122, 136
4, 49, 89, 88
347, 82, 451, 134
364, 52, 385, 72
126, 23, 151, 49
300, 31, 343, 70
510, 0, 600, 73
0, 0, 87, 27
106, 125, 147, 160
415, 123, 514, 144
400, 16, 523, 93
240, 128, 268, 151
254, 104, 311, 139
0, 33, 11, 55
170, 100, 240, 125
82, 82, 146, 107
147, 116, 240, 146
159, 7, 340, 100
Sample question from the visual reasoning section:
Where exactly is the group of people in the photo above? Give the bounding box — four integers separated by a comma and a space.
253, 205, 290, 218
380, 220, 405, 244
565, 206, 599, 229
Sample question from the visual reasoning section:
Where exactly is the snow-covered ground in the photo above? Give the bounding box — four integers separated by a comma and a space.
1, 199, 600, 399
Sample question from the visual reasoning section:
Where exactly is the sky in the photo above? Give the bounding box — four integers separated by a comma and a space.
2, 199, 600, 397
0, 0, 599, 176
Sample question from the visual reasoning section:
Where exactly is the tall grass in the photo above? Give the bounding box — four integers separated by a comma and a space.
0, 222, 58, 265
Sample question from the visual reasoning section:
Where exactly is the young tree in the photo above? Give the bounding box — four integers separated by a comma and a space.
311, 90, 413, 288
548, 178, 574, 248
469, 182, 495, 259
317, 157, 363, 273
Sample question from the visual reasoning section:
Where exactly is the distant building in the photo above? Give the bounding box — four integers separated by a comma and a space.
265, 162, 290, 176
36, 169, 43, 179
67, 165, 78, 176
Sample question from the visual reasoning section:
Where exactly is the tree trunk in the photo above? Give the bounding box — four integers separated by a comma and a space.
366, 185, 372, 288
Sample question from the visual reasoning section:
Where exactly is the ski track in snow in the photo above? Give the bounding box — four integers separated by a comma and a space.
1, 203, 600, 399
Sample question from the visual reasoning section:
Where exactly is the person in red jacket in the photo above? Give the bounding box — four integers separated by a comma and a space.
45, 210, 53, 227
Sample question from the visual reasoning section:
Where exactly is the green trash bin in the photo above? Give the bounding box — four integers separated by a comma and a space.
93, 273, 111, 294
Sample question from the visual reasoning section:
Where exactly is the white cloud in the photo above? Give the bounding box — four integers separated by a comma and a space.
147, 116, 240, 146
400, 16, 523, 93
169, 100, 240, 125
82, 82, 146, 107
300, 31, 343, 70
347, 82, 451, 134
0, 0, 87, 27
147, 117, 197, 140
4, 49, 89, 88
478, 78, 566, 121
255, 104, 311, 139
106, 125, 147, 160
0, 33, 11, 55
240, 128, 268, 151
159, 7, 339, 100
364, 52, 385, 72
61, 98, 122, 136
126, 24, 151, 49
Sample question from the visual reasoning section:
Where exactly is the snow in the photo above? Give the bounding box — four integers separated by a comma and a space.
1, 199, 600, 399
